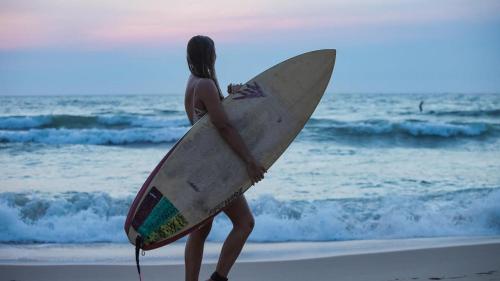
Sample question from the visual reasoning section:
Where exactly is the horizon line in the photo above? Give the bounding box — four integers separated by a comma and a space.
1, 92, 499, 97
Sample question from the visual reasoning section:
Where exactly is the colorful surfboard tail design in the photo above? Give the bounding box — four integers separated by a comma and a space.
131, 186, 188, 245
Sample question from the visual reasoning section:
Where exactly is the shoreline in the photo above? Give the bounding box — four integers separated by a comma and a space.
1, 240, 499, 281
1, 236, 499, 265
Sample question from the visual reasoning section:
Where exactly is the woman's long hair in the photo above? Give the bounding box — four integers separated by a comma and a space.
187, 35, 224, 100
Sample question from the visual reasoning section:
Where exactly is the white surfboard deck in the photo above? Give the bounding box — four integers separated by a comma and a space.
125, 49, 336, 249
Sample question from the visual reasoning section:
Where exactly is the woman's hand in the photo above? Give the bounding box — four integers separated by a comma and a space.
227, 83, 244, 94
245, 159, 267, 185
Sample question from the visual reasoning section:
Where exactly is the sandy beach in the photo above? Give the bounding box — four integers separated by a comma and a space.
2, 237, 499, 281
2, 0, 500, 280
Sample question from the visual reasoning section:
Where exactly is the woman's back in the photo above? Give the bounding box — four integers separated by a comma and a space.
184, 75, 208, 125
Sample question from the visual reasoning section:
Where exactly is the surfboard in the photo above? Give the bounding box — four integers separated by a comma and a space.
124, 49, 336, 251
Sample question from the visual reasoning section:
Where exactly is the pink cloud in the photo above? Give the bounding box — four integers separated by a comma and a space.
0, 12, 50, 49
1, 0, 498, 50
84, 15, 312, 48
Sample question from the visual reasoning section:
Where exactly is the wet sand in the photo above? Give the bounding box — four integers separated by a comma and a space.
1, 241, 499, 281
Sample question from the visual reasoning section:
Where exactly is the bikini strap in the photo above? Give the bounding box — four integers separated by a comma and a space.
192, 78, 207, 122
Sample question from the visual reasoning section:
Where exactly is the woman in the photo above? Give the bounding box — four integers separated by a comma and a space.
183, 35, 266, 281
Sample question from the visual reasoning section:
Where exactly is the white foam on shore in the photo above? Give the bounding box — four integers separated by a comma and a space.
1, 236, 499, 265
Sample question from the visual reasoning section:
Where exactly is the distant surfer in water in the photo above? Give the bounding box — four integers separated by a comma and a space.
183, 35, 266, 281
419, 100, 424, 112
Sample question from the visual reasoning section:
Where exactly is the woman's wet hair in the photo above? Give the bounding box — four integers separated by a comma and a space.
187, 35, 224, 100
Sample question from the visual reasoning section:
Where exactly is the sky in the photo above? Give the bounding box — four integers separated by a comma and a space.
0, 0, 499, 95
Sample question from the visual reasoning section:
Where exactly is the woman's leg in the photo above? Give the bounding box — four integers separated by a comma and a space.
213, 195, 255, 279
185, 218, 214, 281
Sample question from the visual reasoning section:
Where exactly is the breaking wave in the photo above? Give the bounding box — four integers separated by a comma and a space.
304, 118, 499, 143
426, 109, 500, 118
0, 114, 189, 145
1, 188, 499, 243
2, 114, 498, 146
0, 114, 184, 130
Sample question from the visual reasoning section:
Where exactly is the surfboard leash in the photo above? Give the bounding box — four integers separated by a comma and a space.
135, 236, 143, 281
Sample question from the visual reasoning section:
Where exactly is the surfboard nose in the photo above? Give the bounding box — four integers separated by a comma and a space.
315, 49, 336, 61
257, 48, 336, 110
300, 49, 336, 80
323, 49, 336, 74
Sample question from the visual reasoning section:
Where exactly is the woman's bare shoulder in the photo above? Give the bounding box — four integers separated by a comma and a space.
194, 78, 218, 98
195, 77, 215, 87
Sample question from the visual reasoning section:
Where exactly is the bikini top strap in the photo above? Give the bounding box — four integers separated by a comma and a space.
193, 79, 207, 113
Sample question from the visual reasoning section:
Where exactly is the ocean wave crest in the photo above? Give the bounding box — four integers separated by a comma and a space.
305, 118, 498, 140
0, 114, 186, 130
0, 192, 130, 243
1, 188, 499, 244
0, 127, 185, 145
427, 109, 500, 118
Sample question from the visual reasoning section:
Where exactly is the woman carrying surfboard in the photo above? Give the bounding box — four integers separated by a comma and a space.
184, 35, 266, 281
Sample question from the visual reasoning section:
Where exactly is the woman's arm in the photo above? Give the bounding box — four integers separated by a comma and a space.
196, 79, 266, 184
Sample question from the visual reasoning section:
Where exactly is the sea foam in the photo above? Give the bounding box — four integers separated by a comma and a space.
1, 188, 499, 244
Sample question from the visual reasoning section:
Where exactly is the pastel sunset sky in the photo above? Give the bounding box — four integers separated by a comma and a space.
1, 0, 499, 95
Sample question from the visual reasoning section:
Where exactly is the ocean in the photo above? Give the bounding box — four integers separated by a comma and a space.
1, 93, 499, 246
